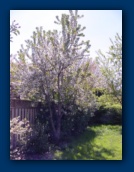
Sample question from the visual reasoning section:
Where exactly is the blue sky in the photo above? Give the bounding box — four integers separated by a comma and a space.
10, 10, 122, 58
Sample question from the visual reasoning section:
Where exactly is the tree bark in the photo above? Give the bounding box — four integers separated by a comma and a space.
54, 115, 61, 144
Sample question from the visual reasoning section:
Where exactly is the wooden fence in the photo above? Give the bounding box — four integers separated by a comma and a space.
10, 99, 43, 150
10, 99, 43, 122
10, 107, 37, 124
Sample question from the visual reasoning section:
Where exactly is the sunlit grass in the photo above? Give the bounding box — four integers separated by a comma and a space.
54, 125, 122, 160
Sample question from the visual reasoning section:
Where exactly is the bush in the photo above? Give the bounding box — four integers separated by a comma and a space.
10, 115, 52, 159
26, 116, 50, 154
89, 93, 122, 125
61, 105, 91, 138
91, 104, 122, 125
10, 116, 33, 160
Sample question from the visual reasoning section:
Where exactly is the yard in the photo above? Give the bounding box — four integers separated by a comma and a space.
24, 124, 122, 160
53, 125, 122, 160
10, 10, 122, 161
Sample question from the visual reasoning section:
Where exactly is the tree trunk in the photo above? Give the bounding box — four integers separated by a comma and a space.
53, 73, 62, 144
48, 99, 62, 144
54, 128, 61, 144
51, 114, 61, 144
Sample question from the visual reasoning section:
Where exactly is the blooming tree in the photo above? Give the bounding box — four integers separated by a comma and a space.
12, 10, 97, 142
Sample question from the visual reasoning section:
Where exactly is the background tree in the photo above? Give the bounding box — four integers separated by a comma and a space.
10, 20, 20, 42
12, 10, 97, 142
96, 33, 122, 106
10, 21, 21, 98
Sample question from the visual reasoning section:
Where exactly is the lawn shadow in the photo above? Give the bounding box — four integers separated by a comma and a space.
55, 127, 115, 160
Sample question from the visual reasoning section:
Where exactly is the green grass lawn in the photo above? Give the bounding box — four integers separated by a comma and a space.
54, 125, 122, 160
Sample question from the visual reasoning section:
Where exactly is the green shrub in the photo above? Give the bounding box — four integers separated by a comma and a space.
61, 105, 91, 138
10, 116, 33, 160
89, 94, 122, 125
26, 117, 50, 154
92, 105, 122, 125
10, 115, 50, 159
103, 104, 122, 115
